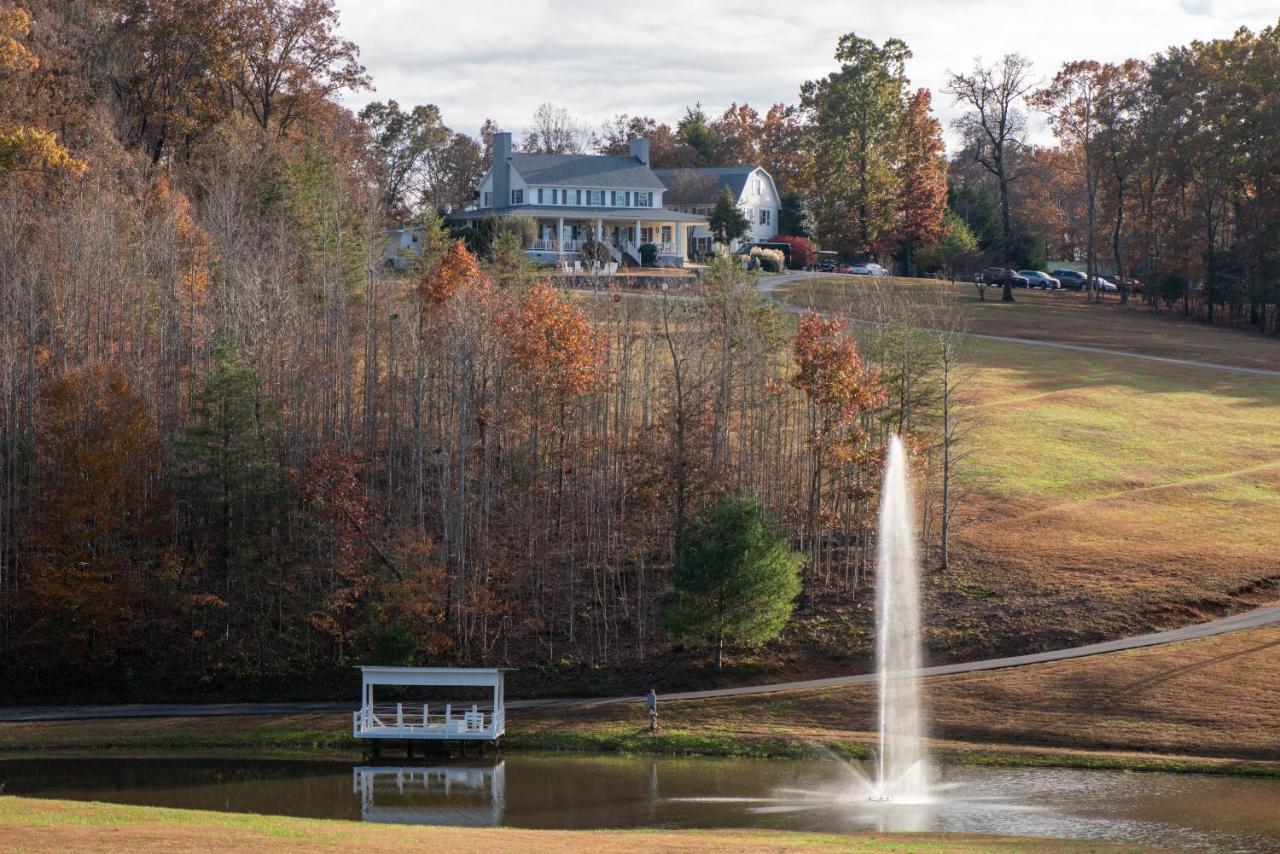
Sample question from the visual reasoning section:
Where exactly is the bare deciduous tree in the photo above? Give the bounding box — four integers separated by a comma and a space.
946, 54, 1036, 301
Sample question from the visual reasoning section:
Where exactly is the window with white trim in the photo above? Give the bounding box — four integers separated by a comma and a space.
511, 189, 523, 205
635, 192, 652, 207
588, 190, 603, 206
483, 191, 492, 207
759, 209, 771, 226
536, 188, 544, 204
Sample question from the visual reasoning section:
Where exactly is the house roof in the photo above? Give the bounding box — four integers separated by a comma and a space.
450, 206, 708, 223
509, 153, 667, 190
653, 166, 761, 204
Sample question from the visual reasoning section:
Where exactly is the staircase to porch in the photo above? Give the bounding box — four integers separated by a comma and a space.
621, 240, 642, 267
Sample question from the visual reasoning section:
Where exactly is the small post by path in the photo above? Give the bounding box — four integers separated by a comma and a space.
646, 687, 658, 734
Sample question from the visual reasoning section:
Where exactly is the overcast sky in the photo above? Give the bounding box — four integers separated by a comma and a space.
333, 0, 1277, 151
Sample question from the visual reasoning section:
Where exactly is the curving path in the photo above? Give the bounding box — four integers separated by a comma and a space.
3, 603, 1278, 722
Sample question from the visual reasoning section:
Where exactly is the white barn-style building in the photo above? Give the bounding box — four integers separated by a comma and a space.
353, 666, 506, 744
654, 166, 781, 256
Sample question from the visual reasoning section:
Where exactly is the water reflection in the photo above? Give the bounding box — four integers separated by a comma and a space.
3, 754, 1280, 851
353, 762, 504, 826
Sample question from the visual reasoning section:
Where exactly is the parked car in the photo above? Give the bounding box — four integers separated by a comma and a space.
981, 267, 1030, 288
1090, 276, 1119, 293
1117, 276, 1142, 293
849, 262, 889, 276
1052, 269, 1088, 289
1019, 270, 1060, 289
815, 251, 839, 273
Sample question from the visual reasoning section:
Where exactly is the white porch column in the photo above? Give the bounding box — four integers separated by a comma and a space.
557, 216, 564, 256
676, 222, 686, 259
595, 218, 602, 239
634, 218, 641, 245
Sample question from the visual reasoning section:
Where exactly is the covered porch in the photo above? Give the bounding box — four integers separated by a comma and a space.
520, 210, 708, 268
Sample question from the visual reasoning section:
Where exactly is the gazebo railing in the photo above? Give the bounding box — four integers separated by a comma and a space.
354, 702, 495, 735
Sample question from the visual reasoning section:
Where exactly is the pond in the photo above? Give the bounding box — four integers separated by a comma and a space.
3, 753, 1279, 851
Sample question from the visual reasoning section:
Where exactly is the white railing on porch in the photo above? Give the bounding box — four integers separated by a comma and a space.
529, 239, 584, 253
353, 702, 495, 735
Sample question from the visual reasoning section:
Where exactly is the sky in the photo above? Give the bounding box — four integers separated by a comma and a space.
333, 0, 1278, 151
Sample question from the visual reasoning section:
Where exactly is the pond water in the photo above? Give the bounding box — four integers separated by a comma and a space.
3, 753, 1280, 851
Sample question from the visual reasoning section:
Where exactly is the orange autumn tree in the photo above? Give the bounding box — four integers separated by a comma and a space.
504, 282, 607, 402
0, 7, 85, 175
418, 239, 487, 309
293, 446, 379, 665
791, 311, 885, 588
19, 366, 169, 668
503, 281, 607, 533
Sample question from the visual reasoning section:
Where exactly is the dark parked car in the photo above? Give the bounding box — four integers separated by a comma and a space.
981, 267, 1029, 288
1052, 269, 1089, 289
816, 250, 839, 272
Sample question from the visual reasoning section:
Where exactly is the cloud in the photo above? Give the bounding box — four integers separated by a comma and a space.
333, 0, 1277, 151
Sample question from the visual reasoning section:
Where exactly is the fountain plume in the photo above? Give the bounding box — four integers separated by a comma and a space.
872, 436, 929, 801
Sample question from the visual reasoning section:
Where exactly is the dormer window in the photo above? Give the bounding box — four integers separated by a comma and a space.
636, 192, 652, 208
588, 190, 603, 206
511, 189, 523, 205
483, 191, 492, 207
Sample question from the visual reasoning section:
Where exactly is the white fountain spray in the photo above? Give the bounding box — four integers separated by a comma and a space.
872, 436, 929, 802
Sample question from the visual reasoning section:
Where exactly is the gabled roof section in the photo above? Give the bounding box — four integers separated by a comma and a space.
654, 166, 761, 204
510, 153, 667, 190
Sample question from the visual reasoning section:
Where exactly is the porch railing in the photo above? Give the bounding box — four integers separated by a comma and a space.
529, 239, 584, 252
353, 702, 495, 735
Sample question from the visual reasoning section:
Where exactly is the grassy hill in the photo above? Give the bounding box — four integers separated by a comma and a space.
772, 276, 1280, 661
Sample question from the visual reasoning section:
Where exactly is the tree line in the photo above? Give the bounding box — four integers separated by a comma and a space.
1, 0, 972, 698
362, 24, 1280, 332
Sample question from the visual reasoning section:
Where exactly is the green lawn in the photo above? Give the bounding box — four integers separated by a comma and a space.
0, 796, 1134, 852
939, 337, 1280, 651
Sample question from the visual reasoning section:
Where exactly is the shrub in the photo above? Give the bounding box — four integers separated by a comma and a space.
1159, 271, 1187, 307
639, 242, 658, 266
774, 235, 817, 268
749, 246, 785, 273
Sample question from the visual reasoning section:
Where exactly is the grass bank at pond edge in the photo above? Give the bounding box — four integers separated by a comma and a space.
3, 713, 1279, 779
0, 796, 1134, 853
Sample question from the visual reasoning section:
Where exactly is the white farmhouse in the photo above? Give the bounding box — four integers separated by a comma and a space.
653, 166, 781, 256
451, 132, 709, 267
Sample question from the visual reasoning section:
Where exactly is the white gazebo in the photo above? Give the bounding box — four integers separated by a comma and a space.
353, 667, 506, 743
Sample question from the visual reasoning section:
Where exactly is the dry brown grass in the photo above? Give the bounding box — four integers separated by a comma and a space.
521, 625, 1280, 763
774, 275, 1280, 371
